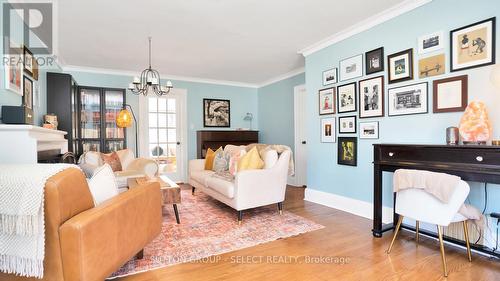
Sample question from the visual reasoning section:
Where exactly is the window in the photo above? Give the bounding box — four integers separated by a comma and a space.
148, 97, 177, 173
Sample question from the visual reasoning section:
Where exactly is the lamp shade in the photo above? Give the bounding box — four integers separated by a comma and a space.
459, 101, 492, 144
116, 109, 133, 128
491, 64, 500, 89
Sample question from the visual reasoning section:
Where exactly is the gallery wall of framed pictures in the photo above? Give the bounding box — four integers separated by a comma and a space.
316, 16, 496, 167
3, 43, 39, 112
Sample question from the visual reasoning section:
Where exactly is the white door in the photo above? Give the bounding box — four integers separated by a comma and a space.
294, 84, 307, 187
139, 89, 188, 182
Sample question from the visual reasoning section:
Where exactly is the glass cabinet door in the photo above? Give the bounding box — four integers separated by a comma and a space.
80, 88, 101, 139
104, 90, 125, 140
81, 140, 101, 153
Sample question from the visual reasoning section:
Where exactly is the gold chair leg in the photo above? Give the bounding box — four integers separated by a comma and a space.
437, 225, 448, 277
463, 221, 472, 262
387, 215, 403, 254
415, 221, 420, 244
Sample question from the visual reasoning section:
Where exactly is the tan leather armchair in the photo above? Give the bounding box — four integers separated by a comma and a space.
0, 168, 162, 281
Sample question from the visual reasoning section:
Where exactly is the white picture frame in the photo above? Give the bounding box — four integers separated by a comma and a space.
338, 115, 357, 134
359, 121, 379, 139
418, 31, 444, 54
339, 54, 363, 82
322, 68, 338, 86
388, 82, 428, 116
320, 117, 336, 143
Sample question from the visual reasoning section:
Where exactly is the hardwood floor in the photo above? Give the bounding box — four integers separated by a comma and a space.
119, 186, 500, 281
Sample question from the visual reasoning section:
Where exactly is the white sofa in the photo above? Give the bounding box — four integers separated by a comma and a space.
79, 149, 159, 192
189, 149, 291, 223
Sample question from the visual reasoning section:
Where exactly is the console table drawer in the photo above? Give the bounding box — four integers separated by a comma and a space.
378, 145, 500, 166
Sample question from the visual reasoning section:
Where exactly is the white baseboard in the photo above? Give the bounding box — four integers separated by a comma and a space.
304, 188, 393, 224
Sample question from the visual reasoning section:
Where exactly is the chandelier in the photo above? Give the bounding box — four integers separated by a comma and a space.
128, 37, 173, 96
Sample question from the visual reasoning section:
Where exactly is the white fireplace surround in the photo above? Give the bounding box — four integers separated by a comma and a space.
0, 125, 68, 164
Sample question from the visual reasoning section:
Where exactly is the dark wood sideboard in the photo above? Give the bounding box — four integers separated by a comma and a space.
372, 144, 500, 258
197, 130, 258, 158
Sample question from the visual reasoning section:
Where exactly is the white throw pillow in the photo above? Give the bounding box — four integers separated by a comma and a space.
87, 164, 119, 206
261, 149, 278, 169
81, 151, 103, 166
115, 149, 135, 170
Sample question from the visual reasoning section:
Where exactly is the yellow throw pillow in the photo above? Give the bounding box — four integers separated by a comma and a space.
204, 147, 222, 170
238, 147, 264, 171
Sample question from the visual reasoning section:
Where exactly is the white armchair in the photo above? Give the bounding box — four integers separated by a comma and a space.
79, 149, 159, 192
189, 150, 291, 224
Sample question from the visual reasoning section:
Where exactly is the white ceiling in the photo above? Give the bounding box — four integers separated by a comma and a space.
58, 0, 408, 85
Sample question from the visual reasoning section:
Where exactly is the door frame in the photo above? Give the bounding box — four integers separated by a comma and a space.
138, 88, 188, 182
293, 84, 307, 187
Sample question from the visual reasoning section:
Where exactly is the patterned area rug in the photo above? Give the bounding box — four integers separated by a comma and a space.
109, 189, 324, 279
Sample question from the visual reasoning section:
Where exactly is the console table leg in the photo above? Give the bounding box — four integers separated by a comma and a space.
173, 204, 180, 224
372, 164, 384, 237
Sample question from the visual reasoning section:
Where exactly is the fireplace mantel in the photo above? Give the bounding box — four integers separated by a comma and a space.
0, 125, 68, 164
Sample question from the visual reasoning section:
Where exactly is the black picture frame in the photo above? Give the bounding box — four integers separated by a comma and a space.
337, 82, 357, 114
338, 115, 357, 134
203, 98, 230, 127
23, 46, 34, 76
365, 47, 384, 75
450, 17, 496, 72
387, 48, 413, 84
23, 75, 33, 109
338, 137, 357, 166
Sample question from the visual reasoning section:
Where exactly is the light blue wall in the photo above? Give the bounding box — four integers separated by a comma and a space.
258, 73, 305, 150
0, 1, 60, 125
305, 0, 500, 213
66, 71, 258, 161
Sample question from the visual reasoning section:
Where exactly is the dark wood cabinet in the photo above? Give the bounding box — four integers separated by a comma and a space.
197, 130, 258, 158
47, 72, 80, 155
47, 72, 127, 157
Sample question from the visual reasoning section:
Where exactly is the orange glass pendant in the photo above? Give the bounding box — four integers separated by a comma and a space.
116, 109, 133, 128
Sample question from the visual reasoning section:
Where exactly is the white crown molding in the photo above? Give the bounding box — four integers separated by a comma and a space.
298, 0, 433, 57
258, 67, 305, 88
61, 64, 260, 88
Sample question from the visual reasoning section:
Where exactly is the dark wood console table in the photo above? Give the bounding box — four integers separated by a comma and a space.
373, 144, 500, 257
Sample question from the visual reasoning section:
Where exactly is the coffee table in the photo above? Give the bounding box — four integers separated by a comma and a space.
127, 176, 181, 224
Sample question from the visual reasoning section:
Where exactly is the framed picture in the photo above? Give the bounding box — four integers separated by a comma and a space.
318, 87, 335, 115
23, 76, 33, 110
23, 46, 34, 76
418, 31, 444, 54
388, 48, 413, 84
322, 68, 338, 86
337, 82, 357, 114
338, 116, 357, 134
339, 54, 363, 81
365, 47, 384, 74
32, 56, 39, 81
358, 76, 384, 118
338, 137, 357, 166
320, 117, 336, 143
450, 17, 496, 72
4, 49, 23, 96
433, 75, 468, 113
203, 99, 230, 127
359, 121, 379, 139
33, 81, 40, 107
418, 53, 445, 78
388, 82, 428, 117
